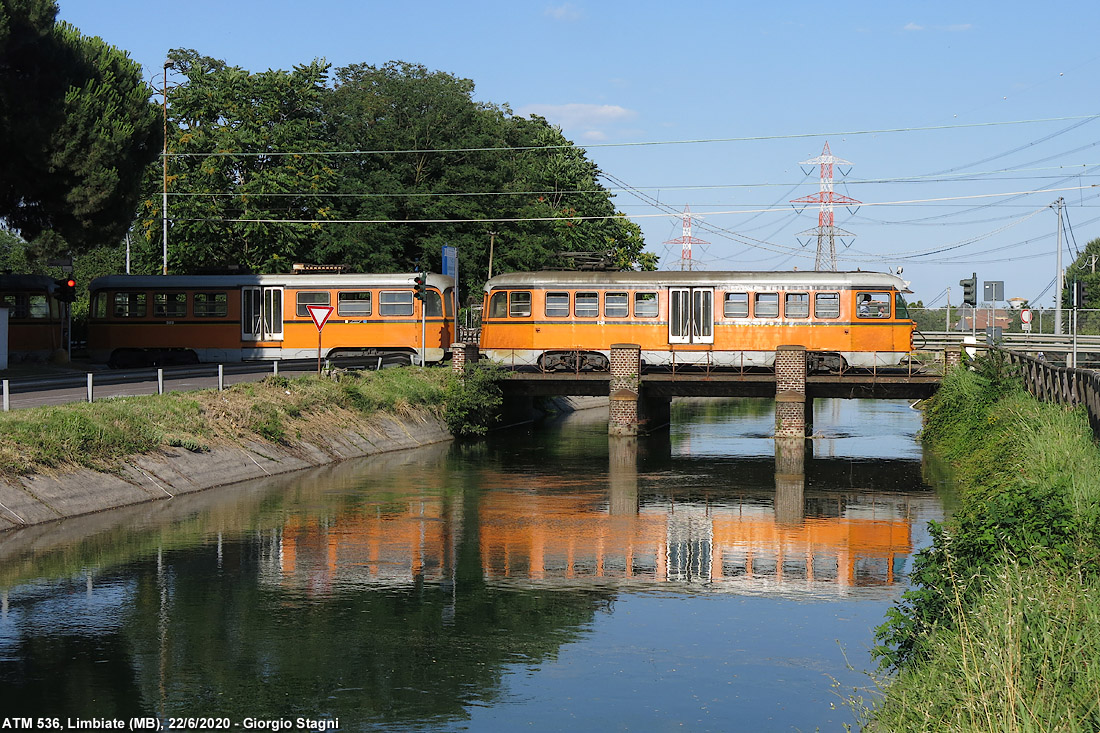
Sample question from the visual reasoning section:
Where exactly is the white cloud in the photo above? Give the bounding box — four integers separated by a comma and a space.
904, 21, 972, 32
518, 103, 637, 128
545, 3, 582, 21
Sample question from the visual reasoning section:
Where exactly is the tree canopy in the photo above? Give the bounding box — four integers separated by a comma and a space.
0, 0, 160, 259
133, 56, 654, 295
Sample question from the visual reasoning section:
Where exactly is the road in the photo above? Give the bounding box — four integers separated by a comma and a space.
1, 361, 321, 411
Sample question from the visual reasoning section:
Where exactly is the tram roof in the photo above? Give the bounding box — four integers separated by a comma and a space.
483, 270, 910, 292
0, 274, 59, 292
90, 272, 455, 290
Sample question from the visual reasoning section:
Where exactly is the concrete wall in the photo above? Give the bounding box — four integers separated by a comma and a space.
0, 410, 452, 533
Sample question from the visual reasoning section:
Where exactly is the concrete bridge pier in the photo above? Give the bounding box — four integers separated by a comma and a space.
609, 435, 640, 516
774, 438, 808, 526
609, 343, 670, 436
775, 345, 812, 439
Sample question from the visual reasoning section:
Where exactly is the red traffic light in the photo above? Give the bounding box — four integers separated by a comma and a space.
54, 277, 77, 303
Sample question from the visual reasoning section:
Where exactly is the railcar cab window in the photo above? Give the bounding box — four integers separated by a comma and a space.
194, 292, 228, 317
337, 291, 372, 317
784, 292, 809, 319
754, 292, 779, 318
296, 291, 330, 317
723, 292, 749, 318
488, 292, 507, 318
425, 289, 444, 317
91, 293, 107, 319
634, 292, 658, 317
508, 291, 531, 318
546, 292, 570, 317
114, 292, 147, 318
154, 292, 187, 318
575, 292, 599, 317
895, 293, 910, 319
857, 292, 891, 319
814, 292, 840, 319
605, 292, 628, 318
380, 290, 414, 316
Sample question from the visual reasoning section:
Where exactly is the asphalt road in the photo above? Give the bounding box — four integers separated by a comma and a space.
1, 361, 321, 411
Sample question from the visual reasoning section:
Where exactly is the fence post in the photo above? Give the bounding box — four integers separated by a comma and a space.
87, 373, 93, 403
273, 360, 278, 376
218, 364, 224, 391
2, 379, 7, 412
157, 368, 164, 395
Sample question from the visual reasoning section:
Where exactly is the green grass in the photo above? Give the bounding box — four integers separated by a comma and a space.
0, 367, 451, 480
867, 357, 1100, 730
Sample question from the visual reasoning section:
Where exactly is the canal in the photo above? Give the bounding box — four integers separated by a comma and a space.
0, 398, 947, 731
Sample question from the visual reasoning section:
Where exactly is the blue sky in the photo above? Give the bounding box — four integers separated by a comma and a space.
59, 0, 1100, 307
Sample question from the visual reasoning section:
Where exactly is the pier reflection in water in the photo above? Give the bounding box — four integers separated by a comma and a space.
0, 398, 945, 731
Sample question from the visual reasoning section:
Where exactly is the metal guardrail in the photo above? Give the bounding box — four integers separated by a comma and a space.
917, 331, 1100, 354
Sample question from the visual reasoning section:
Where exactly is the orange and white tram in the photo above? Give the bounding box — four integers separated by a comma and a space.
479, 270, 915, 371
88, 272, 455, 368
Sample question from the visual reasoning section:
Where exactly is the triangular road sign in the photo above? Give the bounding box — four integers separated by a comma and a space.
307, 304, 334, 330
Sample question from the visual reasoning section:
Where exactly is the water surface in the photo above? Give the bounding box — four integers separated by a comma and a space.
0, 398, 946, 731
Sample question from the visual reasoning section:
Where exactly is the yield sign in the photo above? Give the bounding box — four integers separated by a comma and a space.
307, 305, 334, 330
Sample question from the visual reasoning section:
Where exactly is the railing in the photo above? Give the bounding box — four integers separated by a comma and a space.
1002, 349, 1100, 436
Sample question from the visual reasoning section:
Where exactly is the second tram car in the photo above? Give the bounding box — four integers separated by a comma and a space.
88, 272, 455, 367
479, 270, 914, 371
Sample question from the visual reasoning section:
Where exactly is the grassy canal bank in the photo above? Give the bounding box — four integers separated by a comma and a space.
0, 366, 507, 530
865, 353, 1100, 730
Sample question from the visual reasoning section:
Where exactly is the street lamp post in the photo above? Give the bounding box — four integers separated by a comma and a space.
162, 60, 173, 275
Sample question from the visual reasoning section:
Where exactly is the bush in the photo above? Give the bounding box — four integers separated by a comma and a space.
443, 364, 505, 437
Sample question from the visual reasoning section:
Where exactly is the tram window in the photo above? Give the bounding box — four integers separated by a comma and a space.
754, 292, 779, 318
154, 292, 187, 318
1, 294, 26, 319
784, 292, 809, 319
634, 292, 658, 318
575, 292, 599, 317
113, 292, 147, 318
426, 289, 444, 317
546, 292, 570, 317
28, 295, 51, 319
814, 292, 840, 319
857, 292, 891, 319
605, 292, 628, 318
380, 290, 414, 317
194, 292, 228, 317
509, 291, 532, 317
338, 291, 372, 317
488, 291, 508, 318
296, 290, 330, 317
91, 293, 107, 319
723, 292, 749, 318
895, 292, 910, 319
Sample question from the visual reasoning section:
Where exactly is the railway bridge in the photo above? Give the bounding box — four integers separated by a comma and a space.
452, 342, 947, 438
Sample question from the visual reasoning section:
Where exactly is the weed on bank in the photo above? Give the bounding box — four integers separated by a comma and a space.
865, 354, 1100, 730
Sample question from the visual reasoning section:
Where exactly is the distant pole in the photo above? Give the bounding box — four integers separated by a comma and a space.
486, 232, 495, 278
1054, 197, 1064, 335
162, 60, 174, 276
946, 287, 951, 332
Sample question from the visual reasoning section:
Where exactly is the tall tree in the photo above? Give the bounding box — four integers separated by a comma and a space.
136, 49, 336, 273
0, 1, 159, 257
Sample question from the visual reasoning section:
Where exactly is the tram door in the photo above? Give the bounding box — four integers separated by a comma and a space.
242, 286, 284, 341
668, 288, 714, 344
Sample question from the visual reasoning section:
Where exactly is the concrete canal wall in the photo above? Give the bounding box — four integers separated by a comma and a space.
0, 410, 452, 533
0, 395, 611, 533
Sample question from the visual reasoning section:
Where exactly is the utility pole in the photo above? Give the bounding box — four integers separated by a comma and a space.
487, 231, 497, 279
1054, 197, 1065, 335
162, 60, 174, 276
945, 287, 951, 332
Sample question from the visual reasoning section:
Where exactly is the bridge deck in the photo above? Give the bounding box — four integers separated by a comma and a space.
500, 369, 941, 400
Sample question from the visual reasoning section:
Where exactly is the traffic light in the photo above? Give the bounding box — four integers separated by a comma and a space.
1075, 280, 1087, 308
413, 273, 426, 301
960, 272, 977, 307
55, 277, 76, 303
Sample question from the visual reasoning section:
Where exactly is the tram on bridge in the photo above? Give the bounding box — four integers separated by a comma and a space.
479, 270, 915, 371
